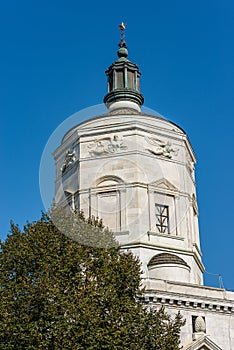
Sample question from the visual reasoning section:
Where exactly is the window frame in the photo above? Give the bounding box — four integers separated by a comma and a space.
155, 203, 170, 234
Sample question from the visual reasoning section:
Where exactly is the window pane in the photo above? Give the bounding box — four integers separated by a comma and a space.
127, 71, 134, 89
116, 71, 124, 88
108, 74, 113, 91
155, 204, 169, 234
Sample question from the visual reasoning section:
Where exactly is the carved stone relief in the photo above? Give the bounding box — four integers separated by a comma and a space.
88, 135, 127, 157
145, 136, 178, 159
61, 144, 78, 173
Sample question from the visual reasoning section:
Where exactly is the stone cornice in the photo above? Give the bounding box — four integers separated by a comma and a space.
77, 180, 190, 194
61, 110, 185, 140
142, 292, 234, 314
79, 122, 184, 142
141, 279, 234, 314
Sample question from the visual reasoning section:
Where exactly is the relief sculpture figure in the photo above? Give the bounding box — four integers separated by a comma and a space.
88, 135, 127, 157
145, 136, 178, 159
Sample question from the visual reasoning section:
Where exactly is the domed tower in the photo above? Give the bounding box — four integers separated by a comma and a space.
53, 25, 234, 350
53, 24, 204, 286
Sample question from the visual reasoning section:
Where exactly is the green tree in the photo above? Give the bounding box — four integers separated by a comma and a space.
0, 211, 184, 349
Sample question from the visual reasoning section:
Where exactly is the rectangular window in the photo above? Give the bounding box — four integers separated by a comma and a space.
155, 204, 169, 234
127, 71, 134, 89
116, 71, 124, 88
108, 75, 113, 92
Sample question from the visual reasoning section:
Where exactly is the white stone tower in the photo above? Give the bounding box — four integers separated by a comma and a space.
53, 24, 234, 349
54, 22, 203, 286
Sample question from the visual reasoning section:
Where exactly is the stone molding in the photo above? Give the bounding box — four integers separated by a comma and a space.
147, 231, 184, 241
149, 178, 178, 192
108, 107, 140, 115
142, 291, 234, 315
77, 181, 190, 198
183, 335, 222, 350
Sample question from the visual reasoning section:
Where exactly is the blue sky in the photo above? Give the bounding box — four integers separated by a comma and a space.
1, 0, 233, 290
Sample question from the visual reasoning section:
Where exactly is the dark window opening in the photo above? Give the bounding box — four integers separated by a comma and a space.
155, 204, 169, 234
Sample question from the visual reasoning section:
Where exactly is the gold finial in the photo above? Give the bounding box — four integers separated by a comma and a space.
119, 22, 127, 48
119, 22, 127, 30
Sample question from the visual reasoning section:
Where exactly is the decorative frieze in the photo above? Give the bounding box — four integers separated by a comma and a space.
141, 294, 234, 314
88, 135, 127, 157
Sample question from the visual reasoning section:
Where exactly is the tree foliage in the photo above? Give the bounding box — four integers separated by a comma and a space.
0, 211, 184, 349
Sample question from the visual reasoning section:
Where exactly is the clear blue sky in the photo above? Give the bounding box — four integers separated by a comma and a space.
1, 0, 233, 290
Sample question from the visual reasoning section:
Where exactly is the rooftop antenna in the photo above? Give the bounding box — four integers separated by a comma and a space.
204, 270, 225, 289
